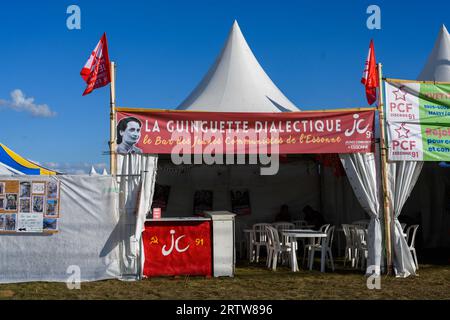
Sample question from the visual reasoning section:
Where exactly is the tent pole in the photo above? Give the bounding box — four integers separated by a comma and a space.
110, 61, 117, 176
377, 63, 393, 275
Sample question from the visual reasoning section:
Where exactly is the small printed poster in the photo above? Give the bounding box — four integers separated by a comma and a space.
152, 207, 161, 219
32, 195, 44, 213
4, 214, 17, 231
17, 213, 43, 233
47, 181, 58, 199
5, 194, 17, 211
193, 190, 213, 215
19, 198, 31, 213
0, 197, 4, 210
0, 215, 5, 230
32, 182, 46, 195
230, 189, 251, 215
43, 218, 58, 231
45, 199, 58, 217
0, 182, 5, 195
20, 182, 31, 198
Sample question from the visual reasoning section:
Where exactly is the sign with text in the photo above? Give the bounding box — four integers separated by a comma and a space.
142, 221, 212, 277
17, 213, 44, 233
116, 109, 375, 154
385, 80, 450, 161
152, 207, 161, 219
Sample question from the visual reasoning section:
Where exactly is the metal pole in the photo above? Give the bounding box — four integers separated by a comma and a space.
377, 63, 393, 274
109, 61, 117, 176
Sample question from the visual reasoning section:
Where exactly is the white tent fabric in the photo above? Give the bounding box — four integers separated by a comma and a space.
387, 161, 423, 277
0, 175, 121, 283
418, 25, 450, 82
116, 154, 158, 279
178, 21, 299, 112
102, 168, 108, 175
0, 162, 20, 175
340, 153, 382, 275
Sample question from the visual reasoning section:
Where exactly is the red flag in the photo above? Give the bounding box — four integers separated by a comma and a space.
361, 39, 379, 105
80, 33, 111, 96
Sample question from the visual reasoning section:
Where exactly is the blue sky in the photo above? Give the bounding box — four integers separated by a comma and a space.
0, 1, 448, 173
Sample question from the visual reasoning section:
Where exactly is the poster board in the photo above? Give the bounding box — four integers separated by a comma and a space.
193, 190, 213, 215
230, 189, 251, 215
0, 178, 60, 234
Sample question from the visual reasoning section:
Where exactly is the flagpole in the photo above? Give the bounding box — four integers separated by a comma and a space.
109, 61, 117, 176
377, 63, 393, 275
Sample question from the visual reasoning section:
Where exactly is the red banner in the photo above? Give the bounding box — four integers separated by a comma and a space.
116, 109, 375, 154
142, 221, 212, 277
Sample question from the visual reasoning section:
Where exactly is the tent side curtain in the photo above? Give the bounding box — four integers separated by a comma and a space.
116, 154, 158, 279
387, 160, 423, 277
340, 153, 382, 275
0, 143, 58, 175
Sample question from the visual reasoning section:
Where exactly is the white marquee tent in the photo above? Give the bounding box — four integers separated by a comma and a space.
158, 21, 383, 275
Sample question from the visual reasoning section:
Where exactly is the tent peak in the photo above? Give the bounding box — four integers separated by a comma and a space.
177, 21, 299, 112
232, 20, 240, 29
417, 24, 450, 82
90, 166, 98, 176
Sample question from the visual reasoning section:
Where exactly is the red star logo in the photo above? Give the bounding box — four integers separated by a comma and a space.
393, 86, 407, 101
395, 123, 410, 138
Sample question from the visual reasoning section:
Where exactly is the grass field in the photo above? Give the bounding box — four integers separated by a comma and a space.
0, 262, 448, 300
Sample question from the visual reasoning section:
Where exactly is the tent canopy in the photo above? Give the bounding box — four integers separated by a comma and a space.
177, 21, 299, 112
418, 24, 450, 82
0, 143, 58, 175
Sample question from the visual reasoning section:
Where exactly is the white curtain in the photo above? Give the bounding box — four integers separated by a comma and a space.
387, 160, 423, 277
116, 154, 158, 279
340, 153, 382, 275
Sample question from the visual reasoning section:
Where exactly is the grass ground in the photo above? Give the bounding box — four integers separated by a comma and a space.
0, 261, 448, 300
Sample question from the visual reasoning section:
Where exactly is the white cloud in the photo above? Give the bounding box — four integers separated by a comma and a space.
0, 89, 56, 117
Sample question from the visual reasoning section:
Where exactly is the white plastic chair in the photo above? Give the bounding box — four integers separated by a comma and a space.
352, 219, 370, 229
307, 225, 335, 271
341, 224, 356, 267
272, 222, 296, 248
353, 226, 368, 270
405, 224, 420, 270
251, 223, 270, 263
265, 226, 292, 271
303, 224, 331, 267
